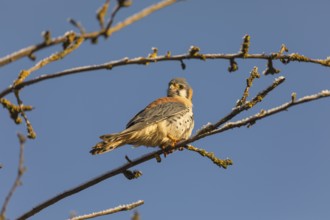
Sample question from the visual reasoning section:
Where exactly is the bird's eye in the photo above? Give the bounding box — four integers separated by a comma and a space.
179, 84, 184, 89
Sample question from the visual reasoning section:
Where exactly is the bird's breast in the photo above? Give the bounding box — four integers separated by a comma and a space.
164, 107, 194, 140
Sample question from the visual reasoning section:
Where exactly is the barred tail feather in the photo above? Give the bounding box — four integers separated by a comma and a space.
90, 132, 131, 155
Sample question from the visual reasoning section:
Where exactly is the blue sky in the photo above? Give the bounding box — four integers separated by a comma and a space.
1, 0, 330, 219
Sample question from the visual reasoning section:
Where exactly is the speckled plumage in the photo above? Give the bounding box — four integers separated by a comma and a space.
90, 78, 194, 155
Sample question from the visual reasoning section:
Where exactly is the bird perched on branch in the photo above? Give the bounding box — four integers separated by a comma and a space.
90, 78, 194, 155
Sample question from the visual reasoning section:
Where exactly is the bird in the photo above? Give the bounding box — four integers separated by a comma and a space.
90, 78, 194, 155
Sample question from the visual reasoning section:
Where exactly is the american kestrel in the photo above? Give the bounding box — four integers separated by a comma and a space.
90, 78, 194, 155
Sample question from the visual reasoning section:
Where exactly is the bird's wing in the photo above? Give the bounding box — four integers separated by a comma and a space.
126, 101, 188, 130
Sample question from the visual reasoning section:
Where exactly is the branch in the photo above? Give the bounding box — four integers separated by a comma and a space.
103, 0, 124, 38
0, 98, 33, 124
105, 0, 178, 37
0, 133, 27, 220
16, 150, 160, 220
14, 91, 36, 139
96, 0, 110, 29
210, 89, 330, 135
68, 18, 86, 34
196, 76, 285, 137
1, 47, 326, 99
0, 0, 178, 67
236, 66, 260, 107
13, 35, 84, 87
69, 200, 144, 220
185, 145, 233, 169
16, 86, 330, 220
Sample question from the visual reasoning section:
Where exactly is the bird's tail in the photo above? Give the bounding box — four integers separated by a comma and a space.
90, 132, 132, 155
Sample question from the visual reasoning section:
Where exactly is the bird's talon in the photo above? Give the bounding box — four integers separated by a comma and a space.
167, 134, 179, 147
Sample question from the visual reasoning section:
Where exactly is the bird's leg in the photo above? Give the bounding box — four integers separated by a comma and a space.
167, 134, 179, 147
160, 145, 169, 157
161, 134, 181, 157
168, 134, 186, 151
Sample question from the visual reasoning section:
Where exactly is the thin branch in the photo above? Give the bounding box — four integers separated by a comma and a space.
68, 18, 86, 34
96, 0, 111, 29
105, 0, 178, 36
0, 0, 179, 67
0, 133, 26, 220
104, 3, 121, 38
14, 91, 36, 139
69, 200, 144, 220
13, 35, 84, 87
16, 150, 160, 220
1, 48, 326, 99
16, 88, 330, 220
185, 145, 233, 169
236, 66, 260, 107
210, 89, 330, 135
0, 98, 33, 124
197, 76, 285, 136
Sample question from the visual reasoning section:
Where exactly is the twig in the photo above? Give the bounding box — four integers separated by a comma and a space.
236, 66, 260, 107
14, 91, 36, 139
104, 2, 122, 38
96, 0, 110, 29
185, 145, 233, 169
69, 200, 144, 220
0, 0, 179, 67
263, 58, 281, 75
0, 98, 33, 124
68, 18, 86, 34
16, 88, 330, 220
105, 0, 178, 37
0, 133, 27, 220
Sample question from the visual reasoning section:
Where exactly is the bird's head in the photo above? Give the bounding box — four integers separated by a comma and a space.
167, 78, 193, 100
